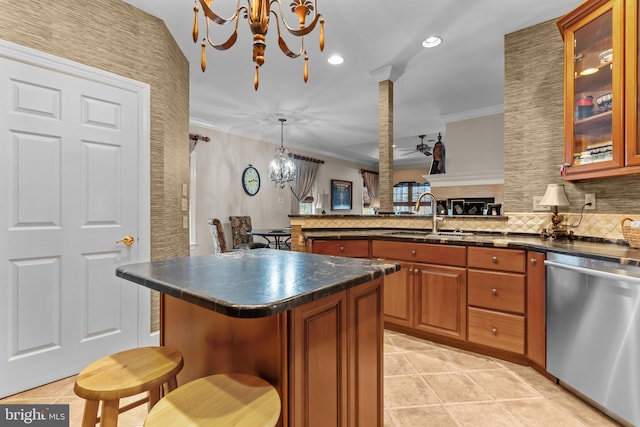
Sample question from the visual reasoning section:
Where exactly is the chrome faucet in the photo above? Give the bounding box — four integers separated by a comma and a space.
414, 191, 441, 234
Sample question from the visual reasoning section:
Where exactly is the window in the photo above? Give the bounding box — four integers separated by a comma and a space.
393, 182, 431, 215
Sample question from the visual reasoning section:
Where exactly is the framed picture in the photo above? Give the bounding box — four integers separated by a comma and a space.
451, 199, 465, 215
331, 179, 352, 210
464, 201, 485, 215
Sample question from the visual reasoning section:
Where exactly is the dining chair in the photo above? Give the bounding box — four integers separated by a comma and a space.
229, 216, 268, 250
208, 218, 228, 253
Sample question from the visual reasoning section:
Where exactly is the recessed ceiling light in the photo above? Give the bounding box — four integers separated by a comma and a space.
422, 36, 442, 48
328, 55, 344, 65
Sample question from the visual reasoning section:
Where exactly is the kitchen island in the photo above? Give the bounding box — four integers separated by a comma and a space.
116, 249, 399, 427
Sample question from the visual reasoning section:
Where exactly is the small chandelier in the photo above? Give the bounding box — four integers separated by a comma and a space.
192, 0, 325, 90
269, 119, 296, 189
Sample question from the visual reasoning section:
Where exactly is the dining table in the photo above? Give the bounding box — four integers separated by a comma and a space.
249, 228, 292, 250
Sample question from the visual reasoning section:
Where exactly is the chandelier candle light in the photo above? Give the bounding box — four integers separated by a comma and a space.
269, 119, 296, 189
192, 0, 325, 90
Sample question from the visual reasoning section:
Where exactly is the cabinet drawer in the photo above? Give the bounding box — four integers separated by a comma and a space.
468, 270, 525, 314
468, 307, 524, 354
467, 247, 525, 273
312, 240, 370, 257
371, 240, 466, 266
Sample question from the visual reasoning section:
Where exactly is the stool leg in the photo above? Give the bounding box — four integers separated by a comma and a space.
100, 399, 120, 427
81, 400, 99, 427
167, 375, 178, 392
148, 386, 161, 409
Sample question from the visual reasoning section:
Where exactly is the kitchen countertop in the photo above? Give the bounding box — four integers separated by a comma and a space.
303, 229, 640, 266
116, 248, 399, 318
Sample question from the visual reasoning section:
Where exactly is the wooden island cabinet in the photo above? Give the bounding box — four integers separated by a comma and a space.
117, 250, 398, 427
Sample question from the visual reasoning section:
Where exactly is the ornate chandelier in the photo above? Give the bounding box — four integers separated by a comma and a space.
192, 0, 325, 90
269, 119, 296, 189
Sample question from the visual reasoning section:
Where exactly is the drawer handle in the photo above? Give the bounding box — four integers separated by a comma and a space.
491, 256, 498, 263
339, 246, 344, 252
411, 250, 417, 256
491, 327, 497, 335
530, 258, 537, 265
491, 288, 497, 296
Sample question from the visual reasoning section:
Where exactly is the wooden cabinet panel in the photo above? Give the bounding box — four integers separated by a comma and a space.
290, 291, 347, 427
371, 240, 466, 266
414, 263, 467, 340
468, 247, 525, 273
311, 239, 370, 258
382, 262, 413, 327
526, 251, 546, 368
348, 279, 383, 427
468, 269, 525, 314
468, 307, 525, 354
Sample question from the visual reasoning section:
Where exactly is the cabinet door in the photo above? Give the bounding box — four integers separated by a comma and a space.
382, 261, 413, 328
348, 280, 383, 427
414, 263, 467, 340
559, 0, 625, 179
626, 0, 640, 166
526, 251, 546, 368
290, 291, 347, 427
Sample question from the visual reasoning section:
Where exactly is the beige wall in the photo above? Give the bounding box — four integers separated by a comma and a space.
0, 0, 191, 261
190, 124, 372, 256
504, 19, 640, 214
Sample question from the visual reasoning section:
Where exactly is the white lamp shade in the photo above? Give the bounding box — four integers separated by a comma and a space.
316, 191, 329, 209
540, 184, 570, 207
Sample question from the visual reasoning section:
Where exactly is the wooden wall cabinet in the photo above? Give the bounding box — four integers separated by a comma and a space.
558, 0, 640, 180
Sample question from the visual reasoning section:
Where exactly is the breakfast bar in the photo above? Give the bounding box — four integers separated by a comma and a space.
116, 249, 399, 426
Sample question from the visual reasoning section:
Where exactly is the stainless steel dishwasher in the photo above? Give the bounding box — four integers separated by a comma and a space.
546, 253, 640, 426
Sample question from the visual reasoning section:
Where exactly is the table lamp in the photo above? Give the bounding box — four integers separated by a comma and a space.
369, 197, 380, 215
539, 184, 571, 239
316, 190, 329, 214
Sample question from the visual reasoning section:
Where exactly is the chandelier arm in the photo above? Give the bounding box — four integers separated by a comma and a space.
272, 12, 304, 58
197, 0, 242, 25
204, 12, 242, 51
270, 0, 322, 37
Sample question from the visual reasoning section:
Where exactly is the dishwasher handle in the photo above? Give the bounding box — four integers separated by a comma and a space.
545, 259, 640, 286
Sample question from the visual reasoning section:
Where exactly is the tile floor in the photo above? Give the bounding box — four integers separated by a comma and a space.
0, 330, 623, 426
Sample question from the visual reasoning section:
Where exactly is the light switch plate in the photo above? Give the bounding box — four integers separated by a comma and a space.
181, 198, 188, 211
182, 216, 188, 229
533, 196, 550, 211
182, 183, 188, 197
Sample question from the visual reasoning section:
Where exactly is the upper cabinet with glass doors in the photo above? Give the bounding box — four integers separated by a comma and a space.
558, 0, 640, 180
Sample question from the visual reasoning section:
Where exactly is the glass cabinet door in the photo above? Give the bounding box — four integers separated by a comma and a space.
627, 0, 640, 166
560, 0, 624, 177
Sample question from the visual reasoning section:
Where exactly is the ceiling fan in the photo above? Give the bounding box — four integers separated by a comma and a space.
399, 133, 443, 157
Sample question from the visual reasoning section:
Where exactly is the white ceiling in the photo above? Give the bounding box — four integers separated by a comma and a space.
121, 0, 582, 169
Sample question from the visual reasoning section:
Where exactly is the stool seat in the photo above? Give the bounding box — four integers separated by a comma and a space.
144, 373, 281, 427
74, 346, 183, 427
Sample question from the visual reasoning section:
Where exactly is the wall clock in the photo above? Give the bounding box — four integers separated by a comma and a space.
242, 165, 261, 196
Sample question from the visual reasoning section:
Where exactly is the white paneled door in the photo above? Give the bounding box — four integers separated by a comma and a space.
0, 42, 150, 398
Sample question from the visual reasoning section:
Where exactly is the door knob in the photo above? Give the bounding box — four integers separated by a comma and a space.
116, 235, 135, 246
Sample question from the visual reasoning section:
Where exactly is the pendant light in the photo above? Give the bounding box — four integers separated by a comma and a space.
269, 119, 296, 189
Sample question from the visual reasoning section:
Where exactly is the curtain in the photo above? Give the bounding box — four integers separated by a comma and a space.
290, 158, 319, 215
362, 171, 379, 204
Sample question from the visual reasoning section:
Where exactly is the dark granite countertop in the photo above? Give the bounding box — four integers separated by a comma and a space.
302, 229, 640, 266
116, 249, 399, 318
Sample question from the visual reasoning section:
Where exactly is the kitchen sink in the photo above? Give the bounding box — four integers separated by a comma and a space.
388, 230, 474, 238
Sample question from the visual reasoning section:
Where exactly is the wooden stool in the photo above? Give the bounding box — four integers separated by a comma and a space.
144, 373, 281, 427
74, 346, 183, 427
